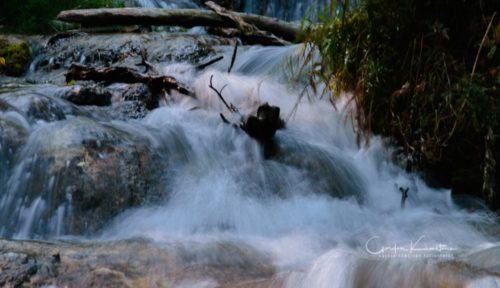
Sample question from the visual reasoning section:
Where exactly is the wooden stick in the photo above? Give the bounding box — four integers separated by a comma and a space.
471, 12, 496, 79
196, 56, 224, 70
228, 42, 238, 73
208, 74, 238, 113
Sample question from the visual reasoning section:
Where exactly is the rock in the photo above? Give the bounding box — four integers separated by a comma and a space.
0, 238, 275, 288
0, 99, 30, 187
0, 37, 32, 77
272, 135, 364, 201
0, 252, 38, 288
119, 83, 156, 110
0, 87, 79, 123
61, 84, 112, 106
0, 117, 165, 237
28, 33, 231, 84
241, 103, 285, 142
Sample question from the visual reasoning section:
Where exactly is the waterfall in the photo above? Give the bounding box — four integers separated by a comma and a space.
130, 0, 324, 21
131, 0, 199, 9
1, 35, 498, 286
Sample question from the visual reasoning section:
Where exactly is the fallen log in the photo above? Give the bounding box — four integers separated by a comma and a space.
205, 1, 288, 46
65, 63, 192, 95
57, 8, 299, 42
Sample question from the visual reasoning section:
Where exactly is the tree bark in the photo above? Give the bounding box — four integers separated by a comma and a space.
56, 8, 299, 42
205, 1, 289, 46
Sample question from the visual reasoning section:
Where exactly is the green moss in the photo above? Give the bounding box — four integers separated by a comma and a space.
0, 39, 31, 77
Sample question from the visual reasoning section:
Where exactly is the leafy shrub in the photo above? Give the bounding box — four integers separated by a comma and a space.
0, 0, 123, 34
301, 0, 499, 209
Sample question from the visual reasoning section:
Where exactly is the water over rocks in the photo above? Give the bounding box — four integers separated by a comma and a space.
0, 115, 168, 237
1, 18, 499, 287
28, 32, 233, 85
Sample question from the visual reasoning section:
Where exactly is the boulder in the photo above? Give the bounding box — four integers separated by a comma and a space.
0, 117, 165, 237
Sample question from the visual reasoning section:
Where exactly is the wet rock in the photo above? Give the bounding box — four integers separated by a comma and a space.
273, 135, 364, 201
61, 84, 112, 106
0, 99, 30, 186
0, 99, 30, 151
28, 33, 232, 84
46, 31, 87, 47
119, 83, 156, 110
0, 88, 79, 122
58, 83, 155, 119
0, 117, 165, 237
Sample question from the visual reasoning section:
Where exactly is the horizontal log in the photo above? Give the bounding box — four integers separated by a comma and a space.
57, 8, 299, 42
65, 63, 192, 95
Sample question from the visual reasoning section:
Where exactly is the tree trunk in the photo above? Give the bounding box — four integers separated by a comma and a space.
57, 8, 299, 42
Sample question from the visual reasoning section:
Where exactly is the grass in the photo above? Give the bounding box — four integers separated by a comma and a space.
300, 0, 499, 210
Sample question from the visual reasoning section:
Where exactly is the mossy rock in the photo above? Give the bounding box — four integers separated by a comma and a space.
0, 38, 31, 77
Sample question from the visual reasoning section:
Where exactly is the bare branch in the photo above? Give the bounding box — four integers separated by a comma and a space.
196, 56, 224, 70
208, 74, 238, 113
228, 42, 238, 73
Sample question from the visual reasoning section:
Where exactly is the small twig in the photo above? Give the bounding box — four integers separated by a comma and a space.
228, 42, 239, 73
209, 75, 238, 113
136, 48, 157, 74
196, 56, 224, 70
471, 12, 496, 79
220, 113, 230, 124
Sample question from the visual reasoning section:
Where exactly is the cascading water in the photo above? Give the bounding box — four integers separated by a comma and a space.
1, 35, 499, 287
130, 0, 324, 21
130, 0, 199, 9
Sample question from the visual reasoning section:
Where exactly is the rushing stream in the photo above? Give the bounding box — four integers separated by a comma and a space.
0, 4, 499, 287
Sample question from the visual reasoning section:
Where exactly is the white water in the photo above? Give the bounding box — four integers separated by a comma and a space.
1, 41, 499, 286
133, 0, 199, 9
131, 0, 324, 21
94, 46, 498, 286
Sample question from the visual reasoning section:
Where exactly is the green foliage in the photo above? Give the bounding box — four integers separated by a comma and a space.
301, 0, 500, 208
0, 39, 31, 76
0, 0, 123, 34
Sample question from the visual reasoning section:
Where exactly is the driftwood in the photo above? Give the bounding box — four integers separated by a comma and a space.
196, 56, 224, 70
57, 8, 299, 42
207, 74, 284, 156
65, 63, 191, 95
